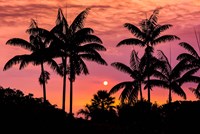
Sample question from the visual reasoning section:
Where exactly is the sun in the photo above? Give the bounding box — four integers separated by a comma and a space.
103, 81, 108, 86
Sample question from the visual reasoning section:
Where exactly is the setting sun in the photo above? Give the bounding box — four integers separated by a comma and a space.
103, 81, 108, 86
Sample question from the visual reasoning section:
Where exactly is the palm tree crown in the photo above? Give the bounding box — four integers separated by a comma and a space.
53, 8, 107, 115
109, 50, 145, 104
116, 9, 180, 103
3, 19, 61, 102
177, 40, 200, 99
148, 50, 188, 103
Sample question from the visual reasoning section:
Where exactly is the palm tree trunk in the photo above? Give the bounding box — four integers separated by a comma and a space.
139, 82, 143, 101
146, 46, 151, 103
41, 62, 46, 102
62, 57, 67, 111
169, 84, 172, 103
69, 58, 73, 116
69, 77, 73, 115
147, 75, 151, 103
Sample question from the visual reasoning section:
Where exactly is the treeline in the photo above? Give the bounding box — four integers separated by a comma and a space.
0, 86, 67, 133
0, 87, 199, 134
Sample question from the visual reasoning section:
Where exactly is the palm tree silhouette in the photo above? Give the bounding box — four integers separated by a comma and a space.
147, 50, 188, 103
53, 8, 107, 115
78, 90, 116, 121
51, 8, 89, 111
3, 19, 61, 102
116, 9, 180, 102
109, 50, 145, 104
177, 41, 200, 99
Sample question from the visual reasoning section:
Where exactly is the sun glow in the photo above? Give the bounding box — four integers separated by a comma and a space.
103, 81, 108, 86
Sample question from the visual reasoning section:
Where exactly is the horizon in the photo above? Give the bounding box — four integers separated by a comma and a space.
0, 0, 200, 116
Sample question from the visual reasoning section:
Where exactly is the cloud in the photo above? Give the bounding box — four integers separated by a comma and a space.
0, 3, 58, 27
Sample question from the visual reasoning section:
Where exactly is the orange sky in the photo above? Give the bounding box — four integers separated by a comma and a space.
0, 0, 200, 116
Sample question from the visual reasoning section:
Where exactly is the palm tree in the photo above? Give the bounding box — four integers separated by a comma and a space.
53, 8, 107, 114
116, 9, 180, 102
77, 90, 116, 122
177, 40, 200, 99
52, 8, 89, 112
146, 50, 190, 103
3, 19, 61, 102
109, 50, 145, 104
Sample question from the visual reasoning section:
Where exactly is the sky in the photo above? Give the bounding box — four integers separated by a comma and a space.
0, 0, 200, 116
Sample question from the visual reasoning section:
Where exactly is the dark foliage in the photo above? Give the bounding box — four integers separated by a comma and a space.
1, 86, 200, 134
0, 86, 67, 133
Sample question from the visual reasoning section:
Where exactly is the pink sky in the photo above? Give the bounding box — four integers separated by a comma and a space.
0, 0, 200, 116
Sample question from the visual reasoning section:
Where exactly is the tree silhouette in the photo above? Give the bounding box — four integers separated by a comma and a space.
109, 50, 145, 104
52, 8, 107, 115
116, 9, 180, 102
177, 41, 200, 99
147, 50, 188, 103
0, 86, 67, 133
3, 19, 61, 102
77, 90, 116, 122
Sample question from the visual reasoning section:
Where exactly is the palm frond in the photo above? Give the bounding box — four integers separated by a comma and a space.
56, 8, 68, 26
157, 50, 171, 73
120, 84, 134, 103
74, 28, 94, 36
6, 38, 35, 51
177, 53, 197, 62
109, 81, 133, 95
78, 47, 100, 55
70, 8, 90, 33
70, 56, 89, 76
176, 67, 200, 85
124, 23, 145, 39
171, 82, 186, 99
149, 9, 159, 26
78, 58, 89, 75
178, 75, 200, 86
127, 80, 139, 103
55, 8, 68, 34
3, 55, 29, 71
130, 50, 140, 70
189, 83, 200, 99
179, 42, 200, 59
144, 79, 169, 89
111, 62, 132, 75
75, 34, 103, 45
152, 35, 180, 46
171, 60, 197, 80
19, 58, 32, 70
152, 24, 173, 39
151, 70, 168, 81
27, 27, 54, 41
29, 19, 38, 28
117, 38, 144, 47
46, 59, 63, 76
81, 43, 106, 51
80, 54, 107, 65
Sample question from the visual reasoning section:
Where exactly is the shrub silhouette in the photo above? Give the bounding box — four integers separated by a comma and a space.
0, 86, 67, 133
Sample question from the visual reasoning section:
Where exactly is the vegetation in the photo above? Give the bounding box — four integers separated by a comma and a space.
3, 19, 61, 102
0, 86, 199, 134
110, 50, 146, 103
0, 86, 67, 133
1, 6, 200, 134
117, 9, 180, 103
51, 8, 107, 114
78, 90, 117, 122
